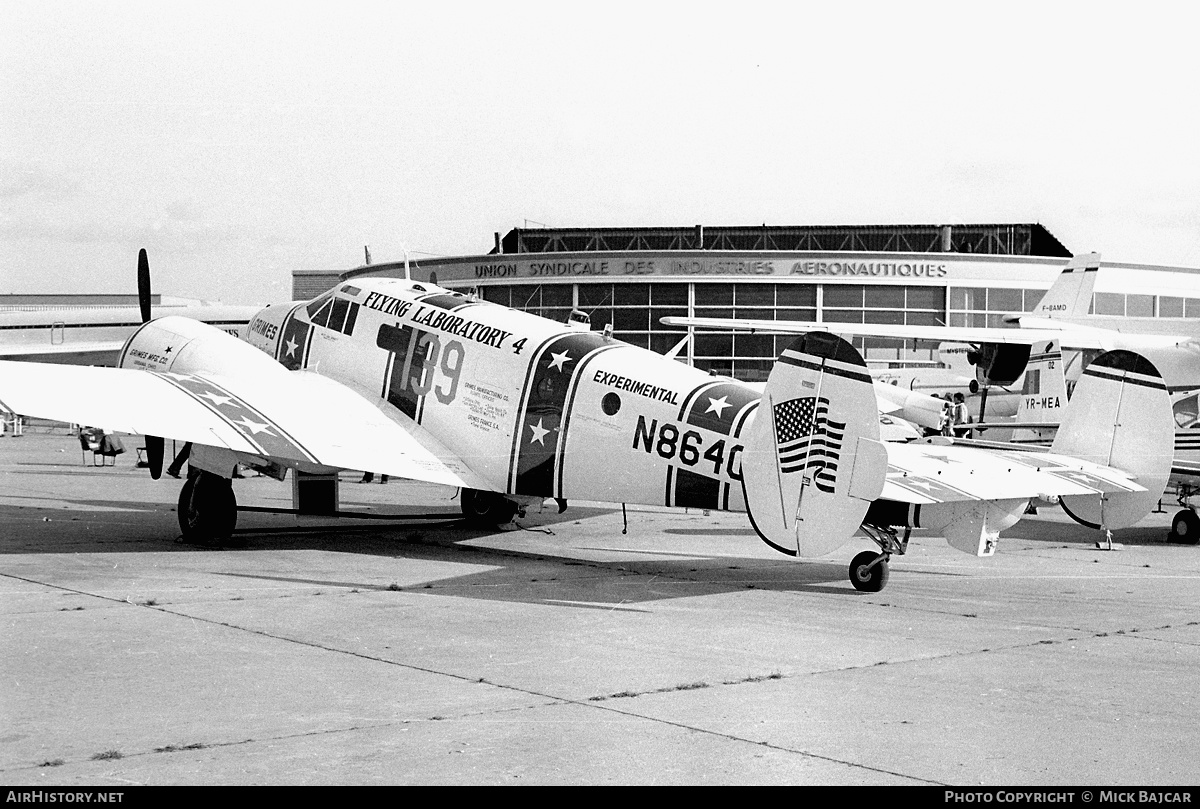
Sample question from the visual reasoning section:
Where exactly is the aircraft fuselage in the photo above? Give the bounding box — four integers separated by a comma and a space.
245, 278, 757, 511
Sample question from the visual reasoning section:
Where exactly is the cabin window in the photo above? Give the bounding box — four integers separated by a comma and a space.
1126, 294, 1153, 318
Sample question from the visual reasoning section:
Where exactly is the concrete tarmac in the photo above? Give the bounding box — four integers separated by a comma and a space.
2, 431, 1200, 786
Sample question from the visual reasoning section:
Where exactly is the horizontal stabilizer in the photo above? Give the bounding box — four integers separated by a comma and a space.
882, 439, 1148, 506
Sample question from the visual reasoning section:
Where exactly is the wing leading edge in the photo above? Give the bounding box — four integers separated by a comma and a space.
0, 360, 490, 490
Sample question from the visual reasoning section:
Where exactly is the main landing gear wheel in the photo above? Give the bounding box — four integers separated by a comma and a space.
849, 551, 890, 592
177, 470, 238, 546
1168, 509, 1200, 545
459, 489, 519, 527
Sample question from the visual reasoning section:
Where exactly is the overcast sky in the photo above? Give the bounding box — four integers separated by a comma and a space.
4, 1, 1199, 304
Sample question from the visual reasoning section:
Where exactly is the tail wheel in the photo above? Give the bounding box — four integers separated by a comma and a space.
849, 551, 889, 592
460, 489, 518, 526
1169, 509, 1200, 545
177, 471, 238, 545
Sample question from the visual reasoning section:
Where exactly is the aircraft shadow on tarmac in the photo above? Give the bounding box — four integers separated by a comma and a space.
210, 536, 858, 607
0, 500, 859, 603
999, 508, 1187, 548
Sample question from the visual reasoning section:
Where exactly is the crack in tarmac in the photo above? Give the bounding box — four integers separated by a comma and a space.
1, 569, 941, 784
8, 559, 1198, 784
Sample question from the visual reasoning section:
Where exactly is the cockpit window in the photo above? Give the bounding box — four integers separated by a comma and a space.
309, 296, 335, 327
307, 292, 360, 336
306, 292, 334, 319
342, 301, 359, 335
1174, 395, 1199, 429
327, 297, 350, 333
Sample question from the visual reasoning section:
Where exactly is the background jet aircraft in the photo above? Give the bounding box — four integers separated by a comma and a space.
0, 253, 1173, 591
0, 251, 258, 366
665, 252, 1200, 541
664, 252, 1200, 396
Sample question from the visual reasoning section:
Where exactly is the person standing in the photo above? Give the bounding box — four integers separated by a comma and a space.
952, 392, 972, 438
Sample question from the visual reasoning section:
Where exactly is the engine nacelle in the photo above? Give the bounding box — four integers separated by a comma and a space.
118, 315, 289, 380
966, 343, 1030, 387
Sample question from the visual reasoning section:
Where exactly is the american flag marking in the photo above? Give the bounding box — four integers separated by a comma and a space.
774, 396, 846, 493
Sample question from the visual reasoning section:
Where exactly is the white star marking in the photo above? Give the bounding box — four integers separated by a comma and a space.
528, 418, 551, 446
233, 416, 275, 436
705, 395, 731, 418
199, 391, 234, 407
547, 350, 573, 372
285, 336, 299, 357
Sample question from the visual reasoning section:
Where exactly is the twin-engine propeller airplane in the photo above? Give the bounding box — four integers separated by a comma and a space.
0, 252, 1175, 590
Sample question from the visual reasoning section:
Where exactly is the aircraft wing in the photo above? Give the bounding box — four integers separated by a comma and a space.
881, 440, 1146, 506
0, 360, 490, 490
0, 341, 127, 357
0, 341, 128, 366
661, 315, 1112, 350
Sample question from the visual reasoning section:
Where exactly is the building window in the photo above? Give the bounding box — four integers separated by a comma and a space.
947, 286, 1041, 327
820, 285, 945, 367
691, 283, 818, 381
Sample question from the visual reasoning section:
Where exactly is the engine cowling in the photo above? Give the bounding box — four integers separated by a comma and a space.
966, 343, 1031, 387
118, 315, 289, 380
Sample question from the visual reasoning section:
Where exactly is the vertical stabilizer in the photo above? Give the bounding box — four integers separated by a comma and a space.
1011, 340, 1067, 443
741, 333, 887, 558
1032, 252, 1100, 319
1051, 350, 1173, 530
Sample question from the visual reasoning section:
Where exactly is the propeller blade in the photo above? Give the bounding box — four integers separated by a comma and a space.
137, 248, 152, 324
146, 435, 164, 480
134, 250, 166, 479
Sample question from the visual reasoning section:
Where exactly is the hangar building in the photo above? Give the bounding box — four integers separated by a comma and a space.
292, 223, 1200, 382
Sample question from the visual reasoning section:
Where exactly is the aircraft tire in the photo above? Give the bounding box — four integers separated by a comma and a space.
177, 472, 238, 545
460, 489, 518, 526
849, 551, 889, 592
1168, 509, 1200, 545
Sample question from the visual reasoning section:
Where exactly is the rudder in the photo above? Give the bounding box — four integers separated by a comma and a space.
1051, 350, 1173, 530
1032, 252, 1100, 319
741, 333, 887, 558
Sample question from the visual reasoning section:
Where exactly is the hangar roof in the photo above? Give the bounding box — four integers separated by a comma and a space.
494, 224, 1071, 258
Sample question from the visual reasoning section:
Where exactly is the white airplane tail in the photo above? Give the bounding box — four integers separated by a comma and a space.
1051, 350, 1173, 530
1030, 252, 1100, 319
741, 333, 887, 558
